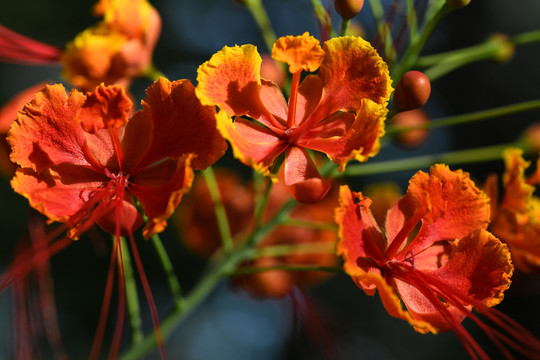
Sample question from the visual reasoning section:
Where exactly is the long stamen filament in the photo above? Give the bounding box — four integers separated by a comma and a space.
108, 127, 126, 172
384, 210, 424, 259
286, 71, 302, 129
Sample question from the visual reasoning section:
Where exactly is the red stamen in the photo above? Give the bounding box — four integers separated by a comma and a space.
108, 234, 126, 360
127, 231, 168, 359
395, 262, 540, 359
384, 209, 424, 259
286, 71, 302, 129
0, 24, 61, 65
89, 233, 119, 360
108, 126, 126, 172
82, 141, 107, 173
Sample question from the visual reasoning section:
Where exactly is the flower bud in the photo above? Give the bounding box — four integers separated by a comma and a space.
334, 0, 364, 20
523, 123, 540, 154
389, 109, 430, 147
446, 0, 471, 8
393, 70, 431, 111
488, 34, 515, 63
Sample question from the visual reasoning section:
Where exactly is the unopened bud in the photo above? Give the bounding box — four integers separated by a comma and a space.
334, 0, 364, 20
446, 0, 471, 8
393, 70, 431, 111
389, 109, 430, 147
488, 34, 515, 63
523, 123, 540, 153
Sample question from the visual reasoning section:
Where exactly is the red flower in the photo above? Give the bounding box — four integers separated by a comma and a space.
8, 78, 226, 239
196, 32, 392, 203
336, 164, 540, 358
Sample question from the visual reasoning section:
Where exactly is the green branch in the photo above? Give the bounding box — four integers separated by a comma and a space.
232, 264, 343, 275
150, 233, 184, 310
244, 0, 277, 52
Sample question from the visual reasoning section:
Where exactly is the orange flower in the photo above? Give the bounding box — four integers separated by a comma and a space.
177, 168, 339, 298
0, 0, 160, 92
337, 164, 540, 358
486, 148, 540, 273
8, 78, 226, 239
196, 32, 392, 203
62, 0, 161, 91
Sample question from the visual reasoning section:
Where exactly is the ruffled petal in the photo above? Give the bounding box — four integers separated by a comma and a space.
308, 36, 392, 122
336, 185, 389, 288
297, 98, 386, 171
7, 84, 91, 172
395, 164, 491, 257
11, 165, 108, 222
124, 78, 227, 172
429, 229, 513, 307
0, 82, 50, 133
196, 44, 284, 132
217, 111, 287, 176
281, 146, 330, 203
129, 154, 194, 238
78, 84, 132, 132
500, 148, 533, 213
271, 32, 325, 73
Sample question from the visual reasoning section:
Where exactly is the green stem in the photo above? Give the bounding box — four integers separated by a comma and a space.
232, 264, 342, 275
512, 29, 540, 45
202, 167, 234, 253
244, 0, 277, 52
337, 142, 525, 177
150, 233, 184, 310
340, 19, 351, 36
120, 236, 143, 344
391, 2, 452, 81
251, 241, 336, 259
386, 99, 540, 135
405, 0, 418, 42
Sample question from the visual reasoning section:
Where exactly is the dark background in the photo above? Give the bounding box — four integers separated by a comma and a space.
1, 0, 540, 359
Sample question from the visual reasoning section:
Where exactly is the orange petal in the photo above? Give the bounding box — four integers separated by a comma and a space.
217, 111, 287, 176
94, 194, 144, 236
500, 148, 533, 213
124, 78, 227, 172
7, 84, 90, 173
310, 36, 392, 121
129, 154, 194, 238
271, 32, 325, 73
298, 98, 386, 171
11, 165, 109, 223
294, 75, 323, 127
78, 84, 132, 132
196, 44, 284, 132
281, 146, 331, 203
394, 164, 490, 257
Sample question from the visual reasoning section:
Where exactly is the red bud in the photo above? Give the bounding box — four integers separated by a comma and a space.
393, 70, 431, 111
334, 0, 364, 20
389, 109, 430, 147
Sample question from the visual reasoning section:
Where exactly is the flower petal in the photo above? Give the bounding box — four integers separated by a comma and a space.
391, 164, 490, 257
308, 36, 392, 122
294, 74, 323, 127
500, 148, 533, 213
336, 185, 389, 292
217, 111, 287, 176
7, 84, 90, 173
271, 32, 325, 73
124, 78, 227, 172
196, 44, 284, 132
297, 98, 386, 171
129, 154, 194, 238
11, 165, 108, 222
78, 84, 132, 132
281, 146, 330, 203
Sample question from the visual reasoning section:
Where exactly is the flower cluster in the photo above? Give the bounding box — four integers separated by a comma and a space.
1, 0, 540, 359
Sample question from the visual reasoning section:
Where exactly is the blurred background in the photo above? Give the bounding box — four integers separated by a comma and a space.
1, 0, 540, 359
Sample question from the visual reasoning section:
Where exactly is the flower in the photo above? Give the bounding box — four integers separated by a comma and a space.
62, 0, 161, 91
196, 32, 392, 203
336, 164, 540, 358
485, 148, 540, 273
8, 78, 226, 239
